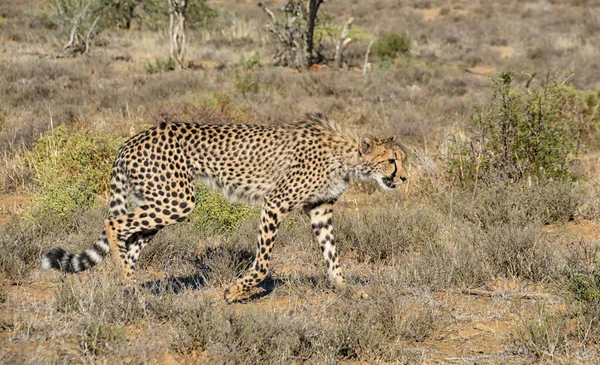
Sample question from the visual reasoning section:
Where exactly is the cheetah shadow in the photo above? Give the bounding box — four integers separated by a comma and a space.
140, 272, 285, 298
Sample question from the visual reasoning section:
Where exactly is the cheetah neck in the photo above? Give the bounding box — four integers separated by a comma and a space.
329, 135, 366, 180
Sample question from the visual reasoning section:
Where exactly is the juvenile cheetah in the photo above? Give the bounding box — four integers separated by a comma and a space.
42, 113, 407, 302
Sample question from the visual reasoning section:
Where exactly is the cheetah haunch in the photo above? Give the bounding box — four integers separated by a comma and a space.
42, 113, 407, 302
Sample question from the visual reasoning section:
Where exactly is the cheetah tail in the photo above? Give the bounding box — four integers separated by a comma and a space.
41, 229, 110, 273
41, 159, 128, 273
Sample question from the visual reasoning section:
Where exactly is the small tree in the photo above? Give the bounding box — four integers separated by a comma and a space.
48, 0, 106, 55
259, 0, 325, 69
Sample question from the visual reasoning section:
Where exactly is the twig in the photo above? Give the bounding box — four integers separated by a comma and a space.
362, 40, 374, 77
334, 17, 353, 68
84, 16, 100, 54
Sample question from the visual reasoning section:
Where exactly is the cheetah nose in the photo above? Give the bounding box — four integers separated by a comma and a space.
399, 176, 407, 183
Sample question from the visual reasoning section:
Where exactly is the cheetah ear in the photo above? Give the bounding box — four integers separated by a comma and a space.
387, 135, 397, 143
359, 135, 374, 155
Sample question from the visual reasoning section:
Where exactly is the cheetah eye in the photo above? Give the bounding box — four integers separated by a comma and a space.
388, 159, 395, 164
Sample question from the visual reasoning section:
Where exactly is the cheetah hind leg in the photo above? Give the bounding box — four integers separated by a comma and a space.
123, 229, 159, 282
104, 206, 170, 282
224, 205, 284, 303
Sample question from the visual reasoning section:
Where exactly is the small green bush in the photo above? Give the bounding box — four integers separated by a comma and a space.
234, 52, 261, 96
373, 32, 411, 60
567, 264, 600, 302
25, 125, 125, 219
565, 242, 600, 302
186, 0, 219, 29
145, 57, 176, 74
445, 72, 587, 186
189, 183, 258, 234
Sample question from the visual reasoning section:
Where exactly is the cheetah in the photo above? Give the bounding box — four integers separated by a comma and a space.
41, 113, 407, 302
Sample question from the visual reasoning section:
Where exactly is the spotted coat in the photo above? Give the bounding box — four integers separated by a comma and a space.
42, 113, 407, 302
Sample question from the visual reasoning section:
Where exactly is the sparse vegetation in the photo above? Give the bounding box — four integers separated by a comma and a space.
145, 57, 176, 74
445, 72, 587, 187
516, 304, 570, 359
2, 0, 600, 363
234, 52, 261, 96
566, 241, 600, 302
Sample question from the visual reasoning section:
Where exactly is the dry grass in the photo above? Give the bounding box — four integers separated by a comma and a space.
1, 0, 600, 363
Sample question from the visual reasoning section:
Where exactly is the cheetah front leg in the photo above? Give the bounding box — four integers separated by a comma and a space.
224, 203, 286, 303
305, 200, 345, 287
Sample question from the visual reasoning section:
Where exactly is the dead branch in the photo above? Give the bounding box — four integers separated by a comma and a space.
334, 17, 353, 68
362, 40, 374, 77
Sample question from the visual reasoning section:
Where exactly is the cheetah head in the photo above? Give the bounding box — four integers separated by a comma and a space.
358, 135, 408, 190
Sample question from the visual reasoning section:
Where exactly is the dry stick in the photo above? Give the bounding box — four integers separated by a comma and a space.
334, 17, 353, 68
176, 10, 186, 68
84, 16, 100, 54
362, 40, 374, 77
168, 0, 174, 60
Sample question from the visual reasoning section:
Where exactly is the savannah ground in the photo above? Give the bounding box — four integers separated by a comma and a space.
1, 0, 600, 363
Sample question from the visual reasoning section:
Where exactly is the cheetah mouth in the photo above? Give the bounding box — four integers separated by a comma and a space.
382, 177, 396, 189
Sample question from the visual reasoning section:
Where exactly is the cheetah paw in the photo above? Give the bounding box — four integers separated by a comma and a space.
224, 285, 264, 303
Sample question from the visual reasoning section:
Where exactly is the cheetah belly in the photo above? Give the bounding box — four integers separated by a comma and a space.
196, 174, 273, 205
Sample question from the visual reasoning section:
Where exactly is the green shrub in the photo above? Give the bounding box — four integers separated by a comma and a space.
372, 32, 411, 60
445, 72, 587, 186
565, 242, 600, 302
189, 183, 258, 234
186, 0, 219, 29
567, 264, 600, 302
145, 57, 175, 74
25, 125, 125, 219
234, 52, 261, 96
